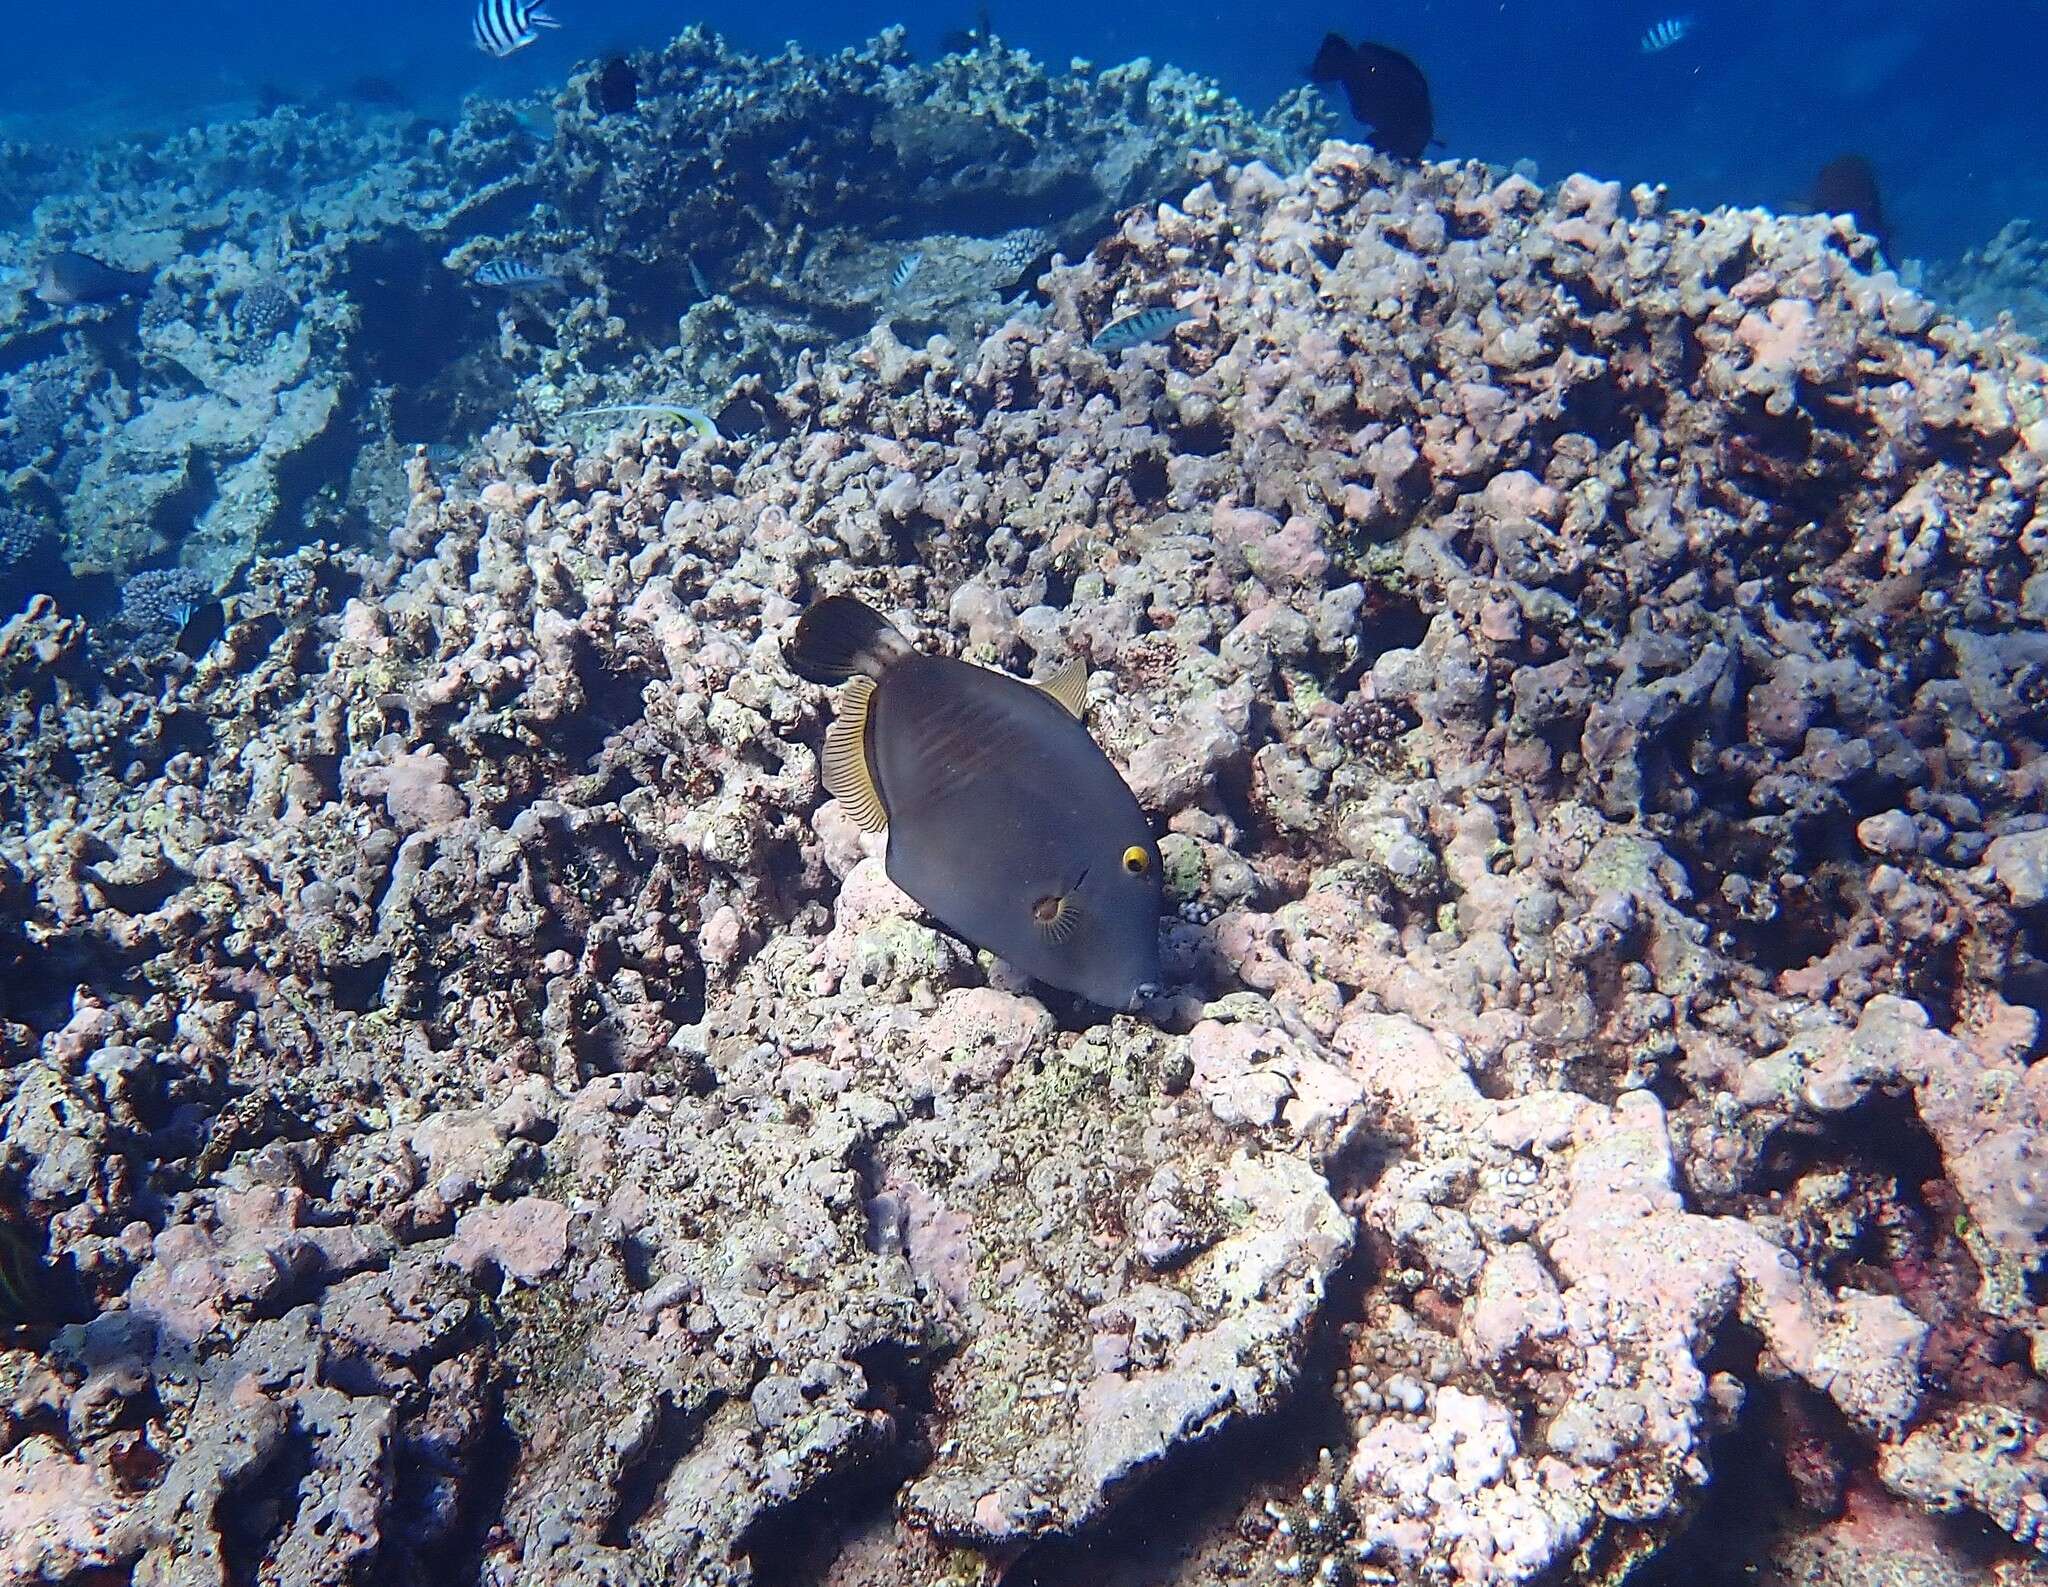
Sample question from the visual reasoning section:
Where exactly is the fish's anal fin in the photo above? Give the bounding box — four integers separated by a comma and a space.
1037, 659, 1087, 719
823, 675, 889, 833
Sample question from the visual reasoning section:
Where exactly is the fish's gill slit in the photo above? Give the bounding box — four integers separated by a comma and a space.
1031, 891, 1083, 942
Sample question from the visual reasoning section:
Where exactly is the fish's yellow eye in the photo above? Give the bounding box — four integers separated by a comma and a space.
1122, 845, 1150, 875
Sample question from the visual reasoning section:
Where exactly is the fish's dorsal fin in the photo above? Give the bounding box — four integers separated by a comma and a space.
823, 675, 889, 833
1037, 659, 1088, 719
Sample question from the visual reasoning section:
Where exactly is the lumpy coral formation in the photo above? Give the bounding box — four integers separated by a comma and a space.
4, 46, 2048, 1587
0, 28, 1322, 600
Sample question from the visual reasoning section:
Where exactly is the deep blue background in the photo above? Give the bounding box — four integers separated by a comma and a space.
5, 0, 2044, 259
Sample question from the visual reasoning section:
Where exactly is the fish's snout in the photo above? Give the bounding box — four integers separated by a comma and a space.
1127, 981, 1163, 1012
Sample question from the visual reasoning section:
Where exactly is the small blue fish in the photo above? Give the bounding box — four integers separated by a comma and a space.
1640, 16, 1692, 52
473, 258, 563, 292
888, 253, 924, 295
474, 0, 561, 58
1090, 306, 1192, 354
688, 254, 712, 298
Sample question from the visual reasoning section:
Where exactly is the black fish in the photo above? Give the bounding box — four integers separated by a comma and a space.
785, 596, 1164, 1012
1810, 154, 1891, 260
592, 56, 637, 114
35, 250, 151, 308
1306, 34, 1434, 161
939, 1, 992, 54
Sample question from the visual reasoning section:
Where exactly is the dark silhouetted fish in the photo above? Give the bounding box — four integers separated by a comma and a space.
592, 56, 637, 114
1306, 34, 1434, 161
1810, 154, 1892, 259
785, 595, 1164, 1012
939, 2, 993, 54
35, 251, 151, 308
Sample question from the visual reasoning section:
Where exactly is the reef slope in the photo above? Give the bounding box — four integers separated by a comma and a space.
4, 143, 2048, 1586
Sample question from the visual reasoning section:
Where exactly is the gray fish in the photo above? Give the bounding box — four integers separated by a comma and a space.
473, 258, 563, 292
888, 252, 923, 295
1090, 305, 1192, 354
35, 250, 151, 308
785, 595, 1163, 1012
687, 254, 712, 298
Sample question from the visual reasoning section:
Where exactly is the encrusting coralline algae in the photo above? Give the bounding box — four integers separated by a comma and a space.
4, 58, 2048, 1587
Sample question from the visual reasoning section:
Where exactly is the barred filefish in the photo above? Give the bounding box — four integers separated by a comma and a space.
784, 595, 1164, 1014
474, 0, 561, 58
473, 258, 563, 291
1640, 16, 1692, 52
1090, 305, 1192, 354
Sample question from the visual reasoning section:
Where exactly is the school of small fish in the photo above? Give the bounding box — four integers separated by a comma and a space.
474, 0, 561, 59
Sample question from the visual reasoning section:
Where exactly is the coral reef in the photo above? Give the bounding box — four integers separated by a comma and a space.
0, 30, 1324, 604
4, 124, 2048, 1587
1927, 219, 2048, 347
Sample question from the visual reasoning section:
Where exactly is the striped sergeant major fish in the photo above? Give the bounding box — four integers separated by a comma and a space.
1639, 16, 1693, 52
473, 258, 564, 292
1090, 305, 1192, 354
887, 252, 923, 295
474, 0, 561, 58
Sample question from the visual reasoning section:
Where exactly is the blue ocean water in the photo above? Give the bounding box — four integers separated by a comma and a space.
4, 0, 2045, 257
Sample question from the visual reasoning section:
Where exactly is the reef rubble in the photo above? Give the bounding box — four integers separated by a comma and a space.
0, 28, 1322, 608
4, 128, 2048, 1587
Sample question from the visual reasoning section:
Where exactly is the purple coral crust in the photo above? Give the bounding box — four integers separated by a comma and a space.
1, 136, 2046, 1587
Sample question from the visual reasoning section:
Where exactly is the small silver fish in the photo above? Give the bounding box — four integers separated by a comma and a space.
567, 403, 719, 440
1090, 306, 1192, 354
687, 254, 712, 298
1640, 16, 1692, 52
888, 252, 923, 295
473, 258, 563, 292
474, 0, 561, 57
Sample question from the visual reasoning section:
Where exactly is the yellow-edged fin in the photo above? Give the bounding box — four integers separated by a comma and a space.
823, 675, 888, 833
1037, 659, 1088, 719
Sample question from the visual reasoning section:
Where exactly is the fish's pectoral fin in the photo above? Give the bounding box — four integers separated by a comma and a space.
822, 675, 889, 834
1037, 658, 1088, 719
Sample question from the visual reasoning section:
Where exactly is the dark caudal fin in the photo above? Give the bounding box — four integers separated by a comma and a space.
785, 596, 912, 685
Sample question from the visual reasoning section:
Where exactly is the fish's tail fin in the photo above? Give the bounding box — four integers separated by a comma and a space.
786, 596, 911, 685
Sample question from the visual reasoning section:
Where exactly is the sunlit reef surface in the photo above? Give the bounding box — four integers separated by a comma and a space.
3, 27, 2048, 1587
